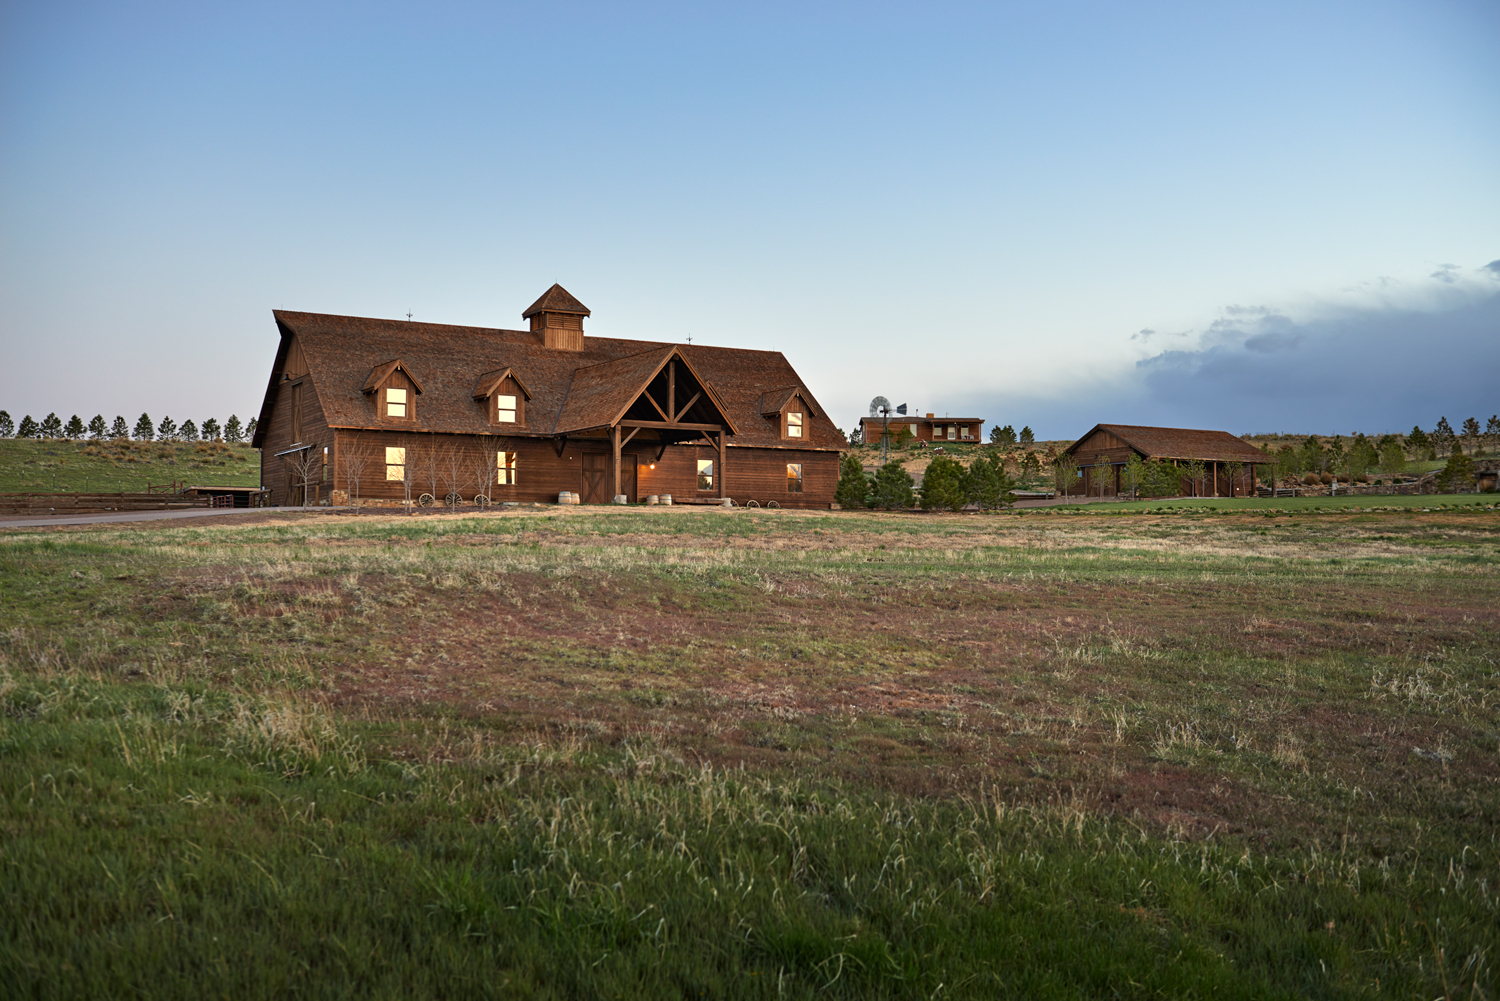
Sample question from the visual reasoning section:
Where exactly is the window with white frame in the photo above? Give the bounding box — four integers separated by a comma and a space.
385, 446, 405, 481
786, 463, 803, 493
496, 451, 517, 485
386, 387, 408, 419
495, 394, 517, 423
697, 459, 714, 491
946, 426, 956, 440
786, 411, 803, 438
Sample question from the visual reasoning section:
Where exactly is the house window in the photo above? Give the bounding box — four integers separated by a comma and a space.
910, 424, 918, 437
386, 388, 407, 419
496, 451, 517, 485
947, 426, 956, 440
697, 459, 714, 491
495, 394, 517, 424
787, 411, 803, 438
385, 446, 405, 481
787, 463, 803, 493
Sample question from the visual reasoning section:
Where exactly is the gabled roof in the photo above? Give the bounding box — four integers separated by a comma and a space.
361, 359, 424, 394
522, 283, 590, 318
760, 386, 819, 419
261, 309, 841, 450
554, 346, 738, 435
1065, 424, 1268, 463
471, 367, 531, 401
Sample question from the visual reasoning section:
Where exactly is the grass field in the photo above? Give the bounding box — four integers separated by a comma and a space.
1049, 493, 1496, 513
2, 505, 1497, 998
0, 438, 261, 493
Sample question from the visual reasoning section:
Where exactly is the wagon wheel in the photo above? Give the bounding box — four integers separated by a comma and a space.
445, 492, 463, 507
472, 494, 491, 508
417, 493, 435, 508
766, 500, 780, 509
745, 499, 760, 509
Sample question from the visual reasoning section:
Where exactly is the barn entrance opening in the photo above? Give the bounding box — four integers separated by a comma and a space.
581, 453, 635, 503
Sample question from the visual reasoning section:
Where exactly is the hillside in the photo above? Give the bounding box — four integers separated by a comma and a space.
0, 438, 261, 493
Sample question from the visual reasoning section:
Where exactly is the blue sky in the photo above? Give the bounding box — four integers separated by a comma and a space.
2, 0, 1497, 439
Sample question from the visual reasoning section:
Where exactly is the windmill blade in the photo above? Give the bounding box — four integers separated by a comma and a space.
869, 395, 891, 417
896, 403, 907, 415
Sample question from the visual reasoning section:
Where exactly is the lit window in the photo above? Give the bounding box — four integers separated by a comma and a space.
496, 394, 517, 423
787, 411, 803, 438
386, 388, 407, 418
910, 424, 918, 436
697, 459, 714, 491
496, 451, 517, 485
385, 446, 405, 481
786, 463, 803, 492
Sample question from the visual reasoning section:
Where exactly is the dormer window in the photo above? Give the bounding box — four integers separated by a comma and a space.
386, 388, 407, 418
762, 386, 818, 441
787, 412, 803, 438
473, 369, 530, 426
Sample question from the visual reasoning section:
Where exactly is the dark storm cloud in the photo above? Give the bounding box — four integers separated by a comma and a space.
955, 281, 1500, 439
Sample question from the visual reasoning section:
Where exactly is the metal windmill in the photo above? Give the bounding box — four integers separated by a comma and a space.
868, 397, 907, 464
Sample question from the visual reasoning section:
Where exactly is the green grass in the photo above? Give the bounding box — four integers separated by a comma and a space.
1050, 492, 1496, 513
0, 438, 260, 493
2, 507, 1497, 998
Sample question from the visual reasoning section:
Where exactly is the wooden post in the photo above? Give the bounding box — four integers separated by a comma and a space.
717, 430, 725, 499
1213, 460, 1218, 497
611, 425, 621, 500
668, 361, 675, 419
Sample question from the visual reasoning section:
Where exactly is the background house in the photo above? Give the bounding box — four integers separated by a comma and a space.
859, 412, 984, 446
1060, 424, 1270, 498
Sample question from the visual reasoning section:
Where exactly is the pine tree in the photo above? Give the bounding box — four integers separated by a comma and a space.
1019, 426, 1035, 446
40, 413, 63, 438
64, 414, 86, 439
18, 415, 39, 437
110, 416, 130, 439
1461, 417, 1481, 455
1433, 417, 1455, 456
201, 417, 221, 440
157, 416, 177, 440
963, 453, 1015, 510
179, 419, 198, 441
989, 424, 1017, 447
1487, 415, 1500, 456
1407, 426, 1431, 460
245, 417, 258, 440
223, 415, 243, 443
1436, 441, 1474, 493
87, 414, 106, 439
871, 462, 914, 510
134, 413, 154, 440
920, 456, 968, 511
834, 453, 869, 509
847, 425, 863, 446
0, 411, 12, 437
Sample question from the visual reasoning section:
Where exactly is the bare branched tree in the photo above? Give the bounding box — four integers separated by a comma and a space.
285, 443, 324, 508
339, 436, 375, 510
441, 440, 467, 505
468, 440, 496, 505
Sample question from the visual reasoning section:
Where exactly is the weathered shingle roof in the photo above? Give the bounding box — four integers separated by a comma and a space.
262, 310, 842, 450
521, 284, 590, 318
760, 386, 820, 419
1067, 424, 1268, 463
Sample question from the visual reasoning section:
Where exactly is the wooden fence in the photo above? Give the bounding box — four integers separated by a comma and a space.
0, 492, 212, 517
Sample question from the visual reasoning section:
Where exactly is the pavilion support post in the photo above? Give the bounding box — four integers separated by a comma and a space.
611, 425, 621, 500
717, 431, 726, 499
1213, 461, 1219, 497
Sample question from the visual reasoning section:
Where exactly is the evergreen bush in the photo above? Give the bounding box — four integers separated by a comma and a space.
921, 456, 967, 511
871, 462, 914, 510
834, 453, 869, 510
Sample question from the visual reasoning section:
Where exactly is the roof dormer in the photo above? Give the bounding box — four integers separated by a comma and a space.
522, 283, 590, 351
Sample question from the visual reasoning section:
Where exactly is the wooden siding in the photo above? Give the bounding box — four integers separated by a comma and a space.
260, 376, 333, 506
859, 417, 982, 444
321, 429, 838, 509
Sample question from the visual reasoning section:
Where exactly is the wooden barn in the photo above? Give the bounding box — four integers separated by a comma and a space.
1060, 424, 1270, 498
250, 285, 843, 508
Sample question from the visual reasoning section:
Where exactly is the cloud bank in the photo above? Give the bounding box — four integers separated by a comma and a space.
956, 262, 1500, 439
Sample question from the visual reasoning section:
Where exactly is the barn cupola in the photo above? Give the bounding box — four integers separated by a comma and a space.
522, 283, 591, 351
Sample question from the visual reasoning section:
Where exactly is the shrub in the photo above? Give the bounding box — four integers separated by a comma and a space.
871, 462, 914, 510
834, 453, 869, 510
1320, 472, 1333, 485
1302, 473, 1320, 486
920, 456, 968, 511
